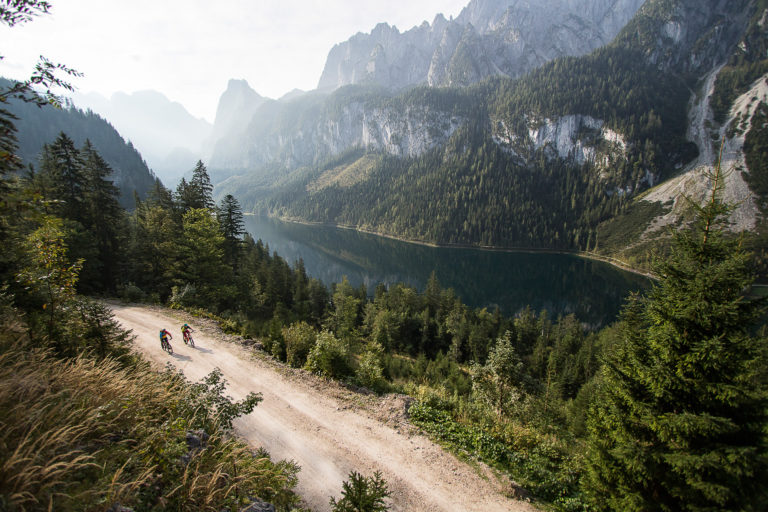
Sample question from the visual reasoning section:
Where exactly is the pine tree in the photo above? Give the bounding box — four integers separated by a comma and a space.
189, 160, 214, 210
217, 193, 244, 269
0, 107, 22, 248
40, 132, 86, 223
80, 140, 125, 291
175, 177, 195, 212
584, 164, 768, 511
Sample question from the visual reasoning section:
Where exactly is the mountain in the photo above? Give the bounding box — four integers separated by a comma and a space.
211, 0, 764, 271
317, 0, 646, 91
2, 80, 157, 208
73, 89, 212, 184
207, 79, 267, 171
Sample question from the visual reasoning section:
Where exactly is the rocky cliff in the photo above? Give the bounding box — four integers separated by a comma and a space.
317, 0, 646, 90
211, 0, 766, 261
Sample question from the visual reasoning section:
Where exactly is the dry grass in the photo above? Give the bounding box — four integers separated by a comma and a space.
0, 307, 299, 512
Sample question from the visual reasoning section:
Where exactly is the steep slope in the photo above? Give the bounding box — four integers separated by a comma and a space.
3, 82, 156, 208
73, 90, 212, 184
317, 0, 646, 90
602, 0, 766, 262
214, 0, 760, 268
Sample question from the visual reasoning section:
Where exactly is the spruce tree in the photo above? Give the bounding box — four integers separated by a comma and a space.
217, 193, 244, 269
584, 165, 768, 511
40, 132, 86, 223
189, 160, 214, 210
80, 140, 124, 291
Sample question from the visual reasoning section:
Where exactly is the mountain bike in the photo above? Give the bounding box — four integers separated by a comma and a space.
161, 337, 173, 354
183, 330, 195, 348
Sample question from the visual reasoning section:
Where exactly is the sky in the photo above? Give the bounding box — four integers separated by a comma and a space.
0, 0, 469, 122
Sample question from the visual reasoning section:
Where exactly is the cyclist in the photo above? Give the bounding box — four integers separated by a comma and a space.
159, 328, 172, 351
181, 323, 195, 344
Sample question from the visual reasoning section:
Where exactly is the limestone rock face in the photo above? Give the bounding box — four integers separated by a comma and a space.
209, 96, 465, 172
317, 0, 647, 91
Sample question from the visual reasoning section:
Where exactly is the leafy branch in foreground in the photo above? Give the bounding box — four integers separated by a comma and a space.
0, 0, 51, 27
0, 0, 81, 108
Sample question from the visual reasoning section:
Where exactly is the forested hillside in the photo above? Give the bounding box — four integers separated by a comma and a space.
5, 107, 765, 510
1, 78, 156, 207
217, 0, 758, 269
3, 1, 768, 511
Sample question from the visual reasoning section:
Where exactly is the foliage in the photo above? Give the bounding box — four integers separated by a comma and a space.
330, 471, 391, 512
281, 320, 317, 368
0, 324, 299, 512
355, 342, 386, 392
409, 401, 585, 507
0, 1, 81, 109
470, 331, 526, 418
218, 193, 245, 268
16, 215, 82, 348
171, 366, 263, 432
178, 160, 216, 211
584, 167, 768, 511
305, 330, 352, 379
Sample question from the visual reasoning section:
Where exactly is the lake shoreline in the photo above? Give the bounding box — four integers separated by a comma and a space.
251, 214, 657, 281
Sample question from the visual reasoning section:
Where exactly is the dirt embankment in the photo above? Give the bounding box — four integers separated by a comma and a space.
110, 303, 537, 512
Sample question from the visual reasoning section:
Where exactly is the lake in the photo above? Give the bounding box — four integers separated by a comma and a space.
243, 215, 651, 327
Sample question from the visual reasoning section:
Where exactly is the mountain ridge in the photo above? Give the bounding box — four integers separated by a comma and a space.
317, 0, 646, 91
210, 0, 764, 271
73, 89, 212, 184
2, 79, 157, 208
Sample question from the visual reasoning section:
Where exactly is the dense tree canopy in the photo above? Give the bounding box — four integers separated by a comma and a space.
585, 170, 768, 510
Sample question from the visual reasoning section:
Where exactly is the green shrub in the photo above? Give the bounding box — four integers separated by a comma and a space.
330, 470, 391, 512
305, 330, 351, 379
282, 321, 317, 368
356, 350, 386, 392
121, 283, 146, 302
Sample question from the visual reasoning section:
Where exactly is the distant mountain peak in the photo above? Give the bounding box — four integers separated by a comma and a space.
72, 88, 212, 184
209, 78, 267, 155
225, 78, 256, 92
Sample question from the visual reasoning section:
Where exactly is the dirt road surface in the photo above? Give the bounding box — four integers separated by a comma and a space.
110, 303, 537, 512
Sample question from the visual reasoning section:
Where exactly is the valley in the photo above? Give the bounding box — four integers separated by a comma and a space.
2, 0, 768, 511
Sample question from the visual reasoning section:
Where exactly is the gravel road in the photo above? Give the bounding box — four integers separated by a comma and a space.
110, 303, 536, 512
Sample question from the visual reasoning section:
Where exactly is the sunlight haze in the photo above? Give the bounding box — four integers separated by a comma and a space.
0, 0, 468, 121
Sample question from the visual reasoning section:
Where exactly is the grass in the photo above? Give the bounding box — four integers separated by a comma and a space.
0, 305, 300, 512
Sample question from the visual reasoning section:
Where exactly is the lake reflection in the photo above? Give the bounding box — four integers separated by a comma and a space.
243, 216, 650, 326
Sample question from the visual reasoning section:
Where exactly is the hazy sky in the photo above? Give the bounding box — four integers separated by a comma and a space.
0, 0, 468, 122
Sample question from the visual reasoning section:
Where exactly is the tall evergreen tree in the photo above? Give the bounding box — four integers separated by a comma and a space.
0, 107, 22, 281
584, 165, 768, 511
217, 193, 244, 269
40, 132, 86, 223
175, 176, 195, 213
147, 177, 175, 212
80, 140, 125, 291
189, 160, 214, 210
